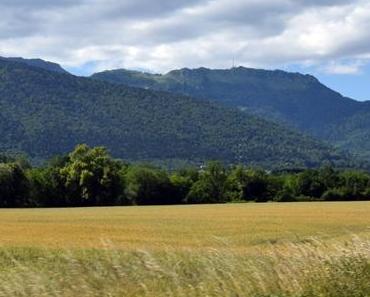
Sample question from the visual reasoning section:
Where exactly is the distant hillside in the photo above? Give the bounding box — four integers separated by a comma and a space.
91, 67, 370, 159
0, 57, 68, 74
326, 107, 370, 159
0, 59, 351, 168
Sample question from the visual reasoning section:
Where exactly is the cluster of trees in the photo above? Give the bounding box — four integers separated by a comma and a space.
0, 144, 369, 208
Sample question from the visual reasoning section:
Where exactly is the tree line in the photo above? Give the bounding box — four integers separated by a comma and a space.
0, 144, 369, 207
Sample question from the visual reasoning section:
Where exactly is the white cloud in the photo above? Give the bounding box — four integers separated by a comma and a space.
0, 0, 369, 74
321, 60, 366, 74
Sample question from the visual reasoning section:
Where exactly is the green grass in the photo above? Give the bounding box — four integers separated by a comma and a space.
0, 202, 369, 296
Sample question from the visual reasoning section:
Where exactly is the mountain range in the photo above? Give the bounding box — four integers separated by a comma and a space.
0, 57, 349, 168
92, 67, 370, 160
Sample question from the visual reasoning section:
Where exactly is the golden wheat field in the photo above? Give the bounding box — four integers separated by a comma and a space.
0, 202, 369, 297
0, 202, 369, 250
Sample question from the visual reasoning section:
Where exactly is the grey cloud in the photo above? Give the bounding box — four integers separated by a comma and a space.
295, 0, 353, 6
0, 0, 369, 74
0, 0, 78, 6
99, 0, 208, 19
110, 0, 359, 46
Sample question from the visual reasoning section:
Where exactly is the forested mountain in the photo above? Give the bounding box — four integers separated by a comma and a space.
0, 59, 351, 168
91, 67, 370, 159
0, 57, 68, 74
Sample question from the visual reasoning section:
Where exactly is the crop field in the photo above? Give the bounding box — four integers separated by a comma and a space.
0, 202, 369, 297
0, 202, 369, 250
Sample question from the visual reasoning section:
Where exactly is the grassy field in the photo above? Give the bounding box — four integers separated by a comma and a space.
0, 202, 369, 296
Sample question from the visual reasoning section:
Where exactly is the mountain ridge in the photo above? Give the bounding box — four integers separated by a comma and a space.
0, 56, 69, 74
91, 66, 370, 159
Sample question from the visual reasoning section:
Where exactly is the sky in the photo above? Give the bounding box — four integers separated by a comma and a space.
0, 0, 369, 100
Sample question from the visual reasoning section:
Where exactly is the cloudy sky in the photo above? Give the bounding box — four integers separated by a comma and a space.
0, 0, 370, 100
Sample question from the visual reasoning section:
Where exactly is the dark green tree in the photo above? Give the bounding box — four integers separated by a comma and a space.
0, 163, 30, 207
170, 167, 199, 203
294, 170, 326, 199
240, 169, 272, 202
186, 161, 229, 204
227, 165, 250, 201
59, 144, 124, 206
338, 171, 370, 200
125, 165, 174, 205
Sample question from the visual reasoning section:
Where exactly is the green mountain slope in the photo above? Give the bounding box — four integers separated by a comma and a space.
0, 59, 350, 168
91, 67, 370, 158
325, 107, 370, 159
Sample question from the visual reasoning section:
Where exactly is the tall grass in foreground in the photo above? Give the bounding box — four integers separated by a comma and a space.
0, 237, 368, 297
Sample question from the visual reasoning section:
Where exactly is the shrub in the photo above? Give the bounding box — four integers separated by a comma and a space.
321, 188, 345, 201
274, 191, 297, 202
